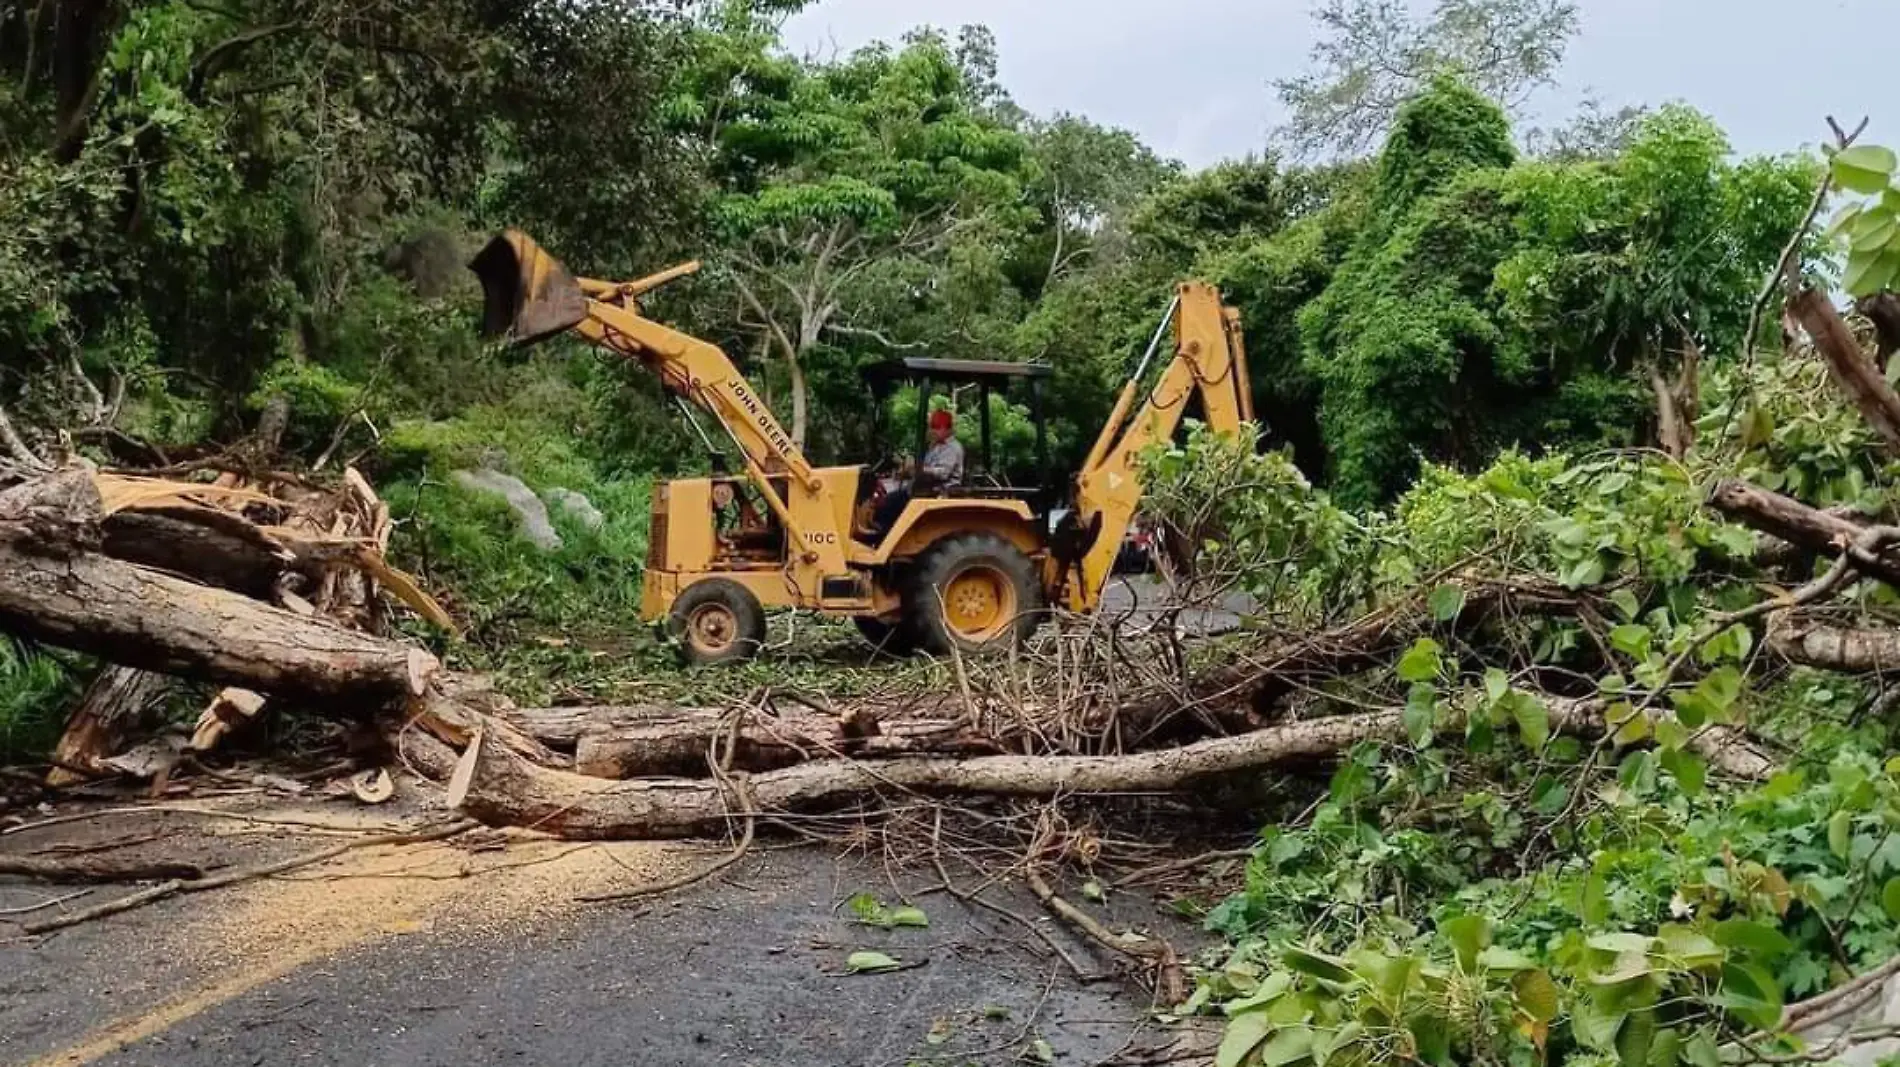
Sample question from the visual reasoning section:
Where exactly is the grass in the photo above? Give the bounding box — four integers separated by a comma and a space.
0, 639, 84, 765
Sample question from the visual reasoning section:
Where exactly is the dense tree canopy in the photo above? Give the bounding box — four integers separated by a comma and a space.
0, 0, 1827, 507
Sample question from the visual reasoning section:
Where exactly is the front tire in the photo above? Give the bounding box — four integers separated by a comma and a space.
904, 533, 1042, 656
668, 579, 766, 666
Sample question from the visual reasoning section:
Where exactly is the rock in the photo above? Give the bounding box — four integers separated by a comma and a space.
452, 470, 563, 551
544, 487, 605, 532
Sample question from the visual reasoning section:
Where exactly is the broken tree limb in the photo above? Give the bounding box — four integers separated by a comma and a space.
445, 697, 1776, 840
1120, 576, 1586, 731
1768, 613, 1900, 673
1791, 287, 1900, 454
1858, 292, 1900, 370
0, 536, 438, 700
0, 853, 204, 884
22, 819, 478, 935
1025, 850, 1186, 1005
1707, 480, 1900, 588
46, 665, 170, 787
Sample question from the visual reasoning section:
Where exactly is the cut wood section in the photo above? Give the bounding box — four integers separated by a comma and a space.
1791, 287, 1900, 454
1707, 479, 1900, 587
189, 688, 268, 752
46, 666, 171, 787
0, 534, 438, 699
402, 682, 567, 769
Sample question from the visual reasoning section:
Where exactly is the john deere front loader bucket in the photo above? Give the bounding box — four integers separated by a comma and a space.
468, 230, 588, 346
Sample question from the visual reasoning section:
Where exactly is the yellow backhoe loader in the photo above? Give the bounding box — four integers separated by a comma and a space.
469, 230, 1255, 664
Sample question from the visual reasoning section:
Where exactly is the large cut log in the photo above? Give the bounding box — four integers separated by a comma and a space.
1791, 287, 1900, 454
1707, 480, 1900, 588
446, 698, 1775, 839
45, 665, 171, 786
0, 537, 436, 699
99, 509, 288, 598
1768, 613, 1900, 673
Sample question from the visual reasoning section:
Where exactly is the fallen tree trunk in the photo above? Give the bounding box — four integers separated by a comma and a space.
45, 665, 170, 786
1768, 613, 1900, 673
99, 509, 289, 598
0, 538, 436, 700
0, 853, 204, 883
0, 466, 437, 700
1707, 480, 1900, 588
571, 706, 1001, 779
446, 697, 1774, 839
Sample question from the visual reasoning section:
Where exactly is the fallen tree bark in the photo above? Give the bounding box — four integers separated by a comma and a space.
446, 697, 1774, 839
1768, 613, 1900, 673
571, 706, 1001, 779
0, 468, 437, 700
99, 509, 289, 598
0, 537, 437, 700
1708, 480, 1900, 588
0, 853, 204, 884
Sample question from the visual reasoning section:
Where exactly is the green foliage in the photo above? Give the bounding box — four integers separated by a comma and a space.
1290, 80, 1812, 506
1140, 423, 1367, 622
1825, 143, 1900, 296
1300, 80, 1522, 506
0, 640, 82, 767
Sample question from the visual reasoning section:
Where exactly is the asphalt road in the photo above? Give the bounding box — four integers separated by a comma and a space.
5, 822, 1198, 1067
1100, 575, 1259, 637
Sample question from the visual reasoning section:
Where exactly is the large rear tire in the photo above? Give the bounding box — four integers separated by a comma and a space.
904, 534, 1041, 656
668, 579, 766, 666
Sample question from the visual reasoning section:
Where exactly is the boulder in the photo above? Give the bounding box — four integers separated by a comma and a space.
544, 487, 605, 532
452, 470, 562, 551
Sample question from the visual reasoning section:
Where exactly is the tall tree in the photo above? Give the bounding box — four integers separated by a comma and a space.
701, 31, 1033, 448
1274, 0, 1579, 159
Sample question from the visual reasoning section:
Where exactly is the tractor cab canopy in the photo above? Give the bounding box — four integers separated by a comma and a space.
861, 357, 1055, 509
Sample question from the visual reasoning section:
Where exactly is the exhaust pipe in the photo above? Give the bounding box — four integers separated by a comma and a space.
468, 230, 588, 346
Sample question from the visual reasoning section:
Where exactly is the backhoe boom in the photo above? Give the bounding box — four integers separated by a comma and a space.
1065, 282, 1253, 610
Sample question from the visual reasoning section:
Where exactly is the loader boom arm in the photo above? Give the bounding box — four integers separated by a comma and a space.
470, 230, 821, 493
1065, 281, 1253, 609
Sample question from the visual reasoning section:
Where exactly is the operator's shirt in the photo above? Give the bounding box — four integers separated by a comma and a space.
923, 437, 964, 485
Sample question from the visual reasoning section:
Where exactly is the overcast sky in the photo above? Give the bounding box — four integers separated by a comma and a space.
782, 0, 1897, 168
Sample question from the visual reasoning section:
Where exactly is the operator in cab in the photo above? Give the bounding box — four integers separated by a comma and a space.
872, 408, 963, 535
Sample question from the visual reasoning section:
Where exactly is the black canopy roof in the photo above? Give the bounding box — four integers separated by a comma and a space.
861, 357, 1053, 390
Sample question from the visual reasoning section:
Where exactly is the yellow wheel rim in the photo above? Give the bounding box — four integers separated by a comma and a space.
941, 564, 1017, 643
687, 603, 739, 656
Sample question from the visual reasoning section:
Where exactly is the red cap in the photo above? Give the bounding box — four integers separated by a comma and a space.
929, 410, 954, 430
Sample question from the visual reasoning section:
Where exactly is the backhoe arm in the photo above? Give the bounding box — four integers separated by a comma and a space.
469, 230, 822, 494
1064, 281, 1253, 609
